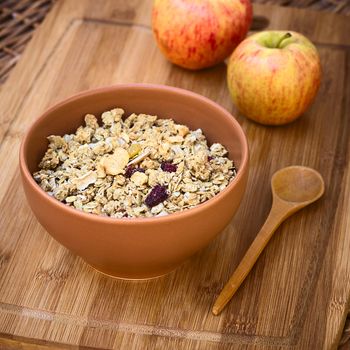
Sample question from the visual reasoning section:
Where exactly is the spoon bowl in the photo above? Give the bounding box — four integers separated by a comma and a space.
272, 166, 325, 204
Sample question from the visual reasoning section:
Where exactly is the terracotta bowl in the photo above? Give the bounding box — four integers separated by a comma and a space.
20, 84, 249, 279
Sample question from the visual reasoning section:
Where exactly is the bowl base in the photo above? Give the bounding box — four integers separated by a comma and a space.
86, 262, 178, 281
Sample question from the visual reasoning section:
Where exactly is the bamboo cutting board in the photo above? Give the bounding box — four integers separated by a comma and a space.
0, 1, 350, 349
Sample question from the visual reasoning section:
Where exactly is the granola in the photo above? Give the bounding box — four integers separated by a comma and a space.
33, 108, 237, 218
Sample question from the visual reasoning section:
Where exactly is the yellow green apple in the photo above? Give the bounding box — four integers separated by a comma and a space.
227, 31, 322, 125
152, 0, 252, 70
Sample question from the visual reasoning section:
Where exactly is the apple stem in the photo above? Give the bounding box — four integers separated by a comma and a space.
276, 32, 292, 48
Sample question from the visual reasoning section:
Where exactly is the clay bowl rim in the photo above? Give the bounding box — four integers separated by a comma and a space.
19, 83, 249, 225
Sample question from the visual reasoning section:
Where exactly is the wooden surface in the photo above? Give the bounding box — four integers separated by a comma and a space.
253, 0, 350, 15
0, 0, 349, 349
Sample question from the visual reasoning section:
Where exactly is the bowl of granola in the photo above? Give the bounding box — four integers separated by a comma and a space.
20, 84, 249, 279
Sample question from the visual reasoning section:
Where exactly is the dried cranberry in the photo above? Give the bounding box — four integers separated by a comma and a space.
145, 185, 168, 208
125, 165, 145, 178
161, 161, 177, 173
208, 156, 213, 161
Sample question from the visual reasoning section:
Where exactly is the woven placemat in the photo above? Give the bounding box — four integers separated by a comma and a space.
0, 0, 55, 84
1, 0, 350, 348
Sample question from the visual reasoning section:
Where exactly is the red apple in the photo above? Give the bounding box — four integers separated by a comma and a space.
152, 0, 252, 70
227, 31, 322, 125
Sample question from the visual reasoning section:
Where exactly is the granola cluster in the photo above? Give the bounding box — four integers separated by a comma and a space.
33, 108, 236, 218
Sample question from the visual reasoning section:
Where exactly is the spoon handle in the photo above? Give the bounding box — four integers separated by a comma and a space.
212, 201, 290, 316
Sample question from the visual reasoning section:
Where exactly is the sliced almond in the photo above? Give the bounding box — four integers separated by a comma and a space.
102, 148, 129, 175
103, 157, 121, 176
113, 147, 130, 162
73, 171, 97, 191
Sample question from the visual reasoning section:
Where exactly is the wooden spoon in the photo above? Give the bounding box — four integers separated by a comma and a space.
212, 166, 325, 316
